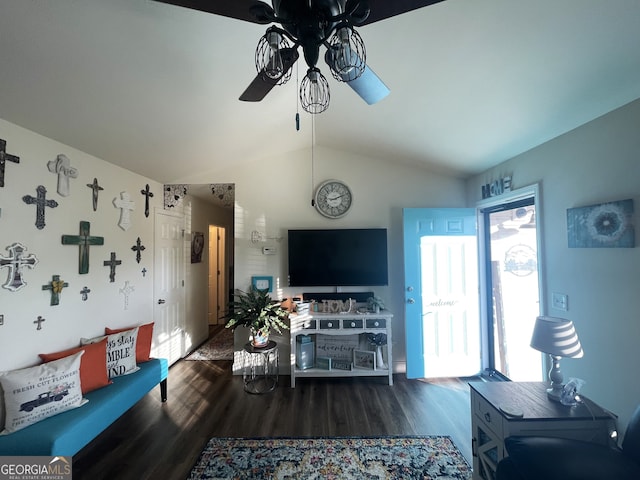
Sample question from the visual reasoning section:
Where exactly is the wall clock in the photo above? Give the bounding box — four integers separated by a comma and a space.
314, 180, 352, 219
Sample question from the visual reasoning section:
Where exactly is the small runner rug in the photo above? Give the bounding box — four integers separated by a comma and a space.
188, 436, 471, 479
185, 327, 234, 361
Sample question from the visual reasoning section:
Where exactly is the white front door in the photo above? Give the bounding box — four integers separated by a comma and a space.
153, 209, 186, 365
404, 208, 481, 378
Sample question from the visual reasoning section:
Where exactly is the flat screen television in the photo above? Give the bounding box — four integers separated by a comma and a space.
288, 228, 388, 287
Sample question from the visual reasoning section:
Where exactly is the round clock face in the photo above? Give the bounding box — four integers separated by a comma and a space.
314, 180, 352, 218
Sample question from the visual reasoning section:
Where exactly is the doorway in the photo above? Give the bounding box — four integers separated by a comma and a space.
478, 186, 543, 381
403, 208, 481, 378
208, 225, 227, 325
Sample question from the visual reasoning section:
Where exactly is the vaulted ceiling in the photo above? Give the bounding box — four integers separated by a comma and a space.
1, 0, 639, 183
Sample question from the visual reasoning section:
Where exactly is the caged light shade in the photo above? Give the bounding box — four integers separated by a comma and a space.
327, 26, 366, 82
300, 67, 330, 114
530, 315, 583, 401
255, 28, 292, 85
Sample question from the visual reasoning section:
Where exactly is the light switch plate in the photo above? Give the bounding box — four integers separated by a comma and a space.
552, 292, 568, 311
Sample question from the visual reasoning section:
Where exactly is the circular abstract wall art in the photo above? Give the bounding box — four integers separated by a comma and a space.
585, 202, 628, 243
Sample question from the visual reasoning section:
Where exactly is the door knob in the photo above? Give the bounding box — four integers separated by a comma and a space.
157, 299, 166, 304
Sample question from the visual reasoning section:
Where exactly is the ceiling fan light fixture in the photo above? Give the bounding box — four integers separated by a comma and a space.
255, 28, 292, 84
328, 25, 366, 82
300, 67, 330, 114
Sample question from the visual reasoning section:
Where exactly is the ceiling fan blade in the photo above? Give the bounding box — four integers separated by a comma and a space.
354, 0, 446, 26
152, 0, 273, 24
345, 64, 390, 105
239, 48, 300, 102
325, 47, 389, 105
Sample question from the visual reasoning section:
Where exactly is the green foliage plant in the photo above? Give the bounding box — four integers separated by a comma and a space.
224, 286, 289, 338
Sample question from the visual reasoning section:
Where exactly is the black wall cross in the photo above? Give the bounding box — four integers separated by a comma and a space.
61, 221, 105, 274
0, 138, 20, 188
22, 185, 59, 229
131, 237, 146, 264
42, 274, 69, 306
103, 252, 122, 283
140, 184, 154, 217
86, 178, 104, 211
34, 316, 46, 330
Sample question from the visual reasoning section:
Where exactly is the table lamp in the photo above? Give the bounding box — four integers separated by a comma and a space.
530, 315, 583, 402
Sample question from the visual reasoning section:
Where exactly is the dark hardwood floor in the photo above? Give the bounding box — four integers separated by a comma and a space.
73, 345, 476, 479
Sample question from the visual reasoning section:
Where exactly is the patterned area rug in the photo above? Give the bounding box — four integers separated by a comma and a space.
185, 327, 234, 361
188, 436, 471, 479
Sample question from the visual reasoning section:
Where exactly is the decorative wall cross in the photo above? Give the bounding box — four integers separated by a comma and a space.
0, 138, 20, 188
61, 221, 105, 274
0, 242, 38, 291
42, 274, 69, 306
103, 252, 122, 283
22, 185, 59, 229
86, 178, 104, 211
80, 286, 91, 301
119, 281, 135, 310
34, 316, 46, 330
141, 267, 147, 277
113, 192, 135, 231
131, 237, 146, 264
140, 184, 154, 217
47, 154, 78, 197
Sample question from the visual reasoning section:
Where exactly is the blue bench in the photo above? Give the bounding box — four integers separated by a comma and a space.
0, 357, 168, 456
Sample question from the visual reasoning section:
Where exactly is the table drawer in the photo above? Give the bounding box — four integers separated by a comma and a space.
301, 320, 317, 330
474, 393, 503, 439
366, 318, 386, 329
319, 320, 340, 329
343, 319, 363, 329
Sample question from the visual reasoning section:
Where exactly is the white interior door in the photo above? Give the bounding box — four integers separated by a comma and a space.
153, 209, 186, 365
404, 208, 480, 378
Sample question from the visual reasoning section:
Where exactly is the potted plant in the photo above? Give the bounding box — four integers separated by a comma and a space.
367, 296, 385, 314
224, 286, 289, 347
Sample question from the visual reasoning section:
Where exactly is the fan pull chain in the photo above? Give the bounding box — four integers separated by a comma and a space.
295, 61, 300, 131
311, 113, 315, 207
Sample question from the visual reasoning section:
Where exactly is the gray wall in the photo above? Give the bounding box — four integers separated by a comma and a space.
466, 98, 640, 434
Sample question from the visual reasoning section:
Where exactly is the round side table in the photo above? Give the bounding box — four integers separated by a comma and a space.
242, 340, 279, 394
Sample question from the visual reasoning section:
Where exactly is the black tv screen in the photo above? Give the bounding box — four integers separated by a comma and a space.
288, 228, 388, 287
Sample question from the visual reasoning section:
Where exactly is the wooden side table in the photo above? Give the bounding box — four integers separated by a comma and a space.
242, 341, 279, 394
469, 381, 617, 480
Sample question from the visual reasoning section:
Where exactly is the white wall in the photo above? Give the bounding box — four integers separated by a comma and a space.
466, 99, 640, 434
0, 119, 165, 371
179, 145, 468, 372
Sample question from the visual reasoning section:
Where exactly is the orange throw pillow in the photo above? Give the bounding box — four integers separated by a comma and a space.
39, 338, 111, 394
105, 322, 154, 362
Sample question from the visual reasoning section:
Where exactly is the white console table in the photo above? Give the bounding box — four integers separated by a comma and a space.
289, 311, 393, 388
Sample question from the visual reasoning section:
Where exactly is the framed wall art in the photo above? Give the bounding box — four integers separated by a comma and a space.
567, 199, 635, 248
191, 232, 204, 263
251, 275, 273, 292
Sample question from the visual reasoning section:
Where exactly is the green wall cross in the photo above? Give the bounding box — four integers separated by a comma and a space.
61, 221, 105, 274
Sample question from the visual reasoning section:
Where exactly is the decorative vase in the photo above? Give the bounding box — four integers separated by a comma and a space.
251, 329, 269, 348
375, 345, 386, 370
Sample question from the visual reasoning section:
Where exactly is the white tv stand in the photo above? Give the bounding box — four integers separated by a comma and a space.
289, 311, 393, 388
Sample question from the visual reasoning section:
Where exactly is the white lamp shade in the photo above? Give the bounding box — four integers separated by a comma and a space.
530, 315, 583, 358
